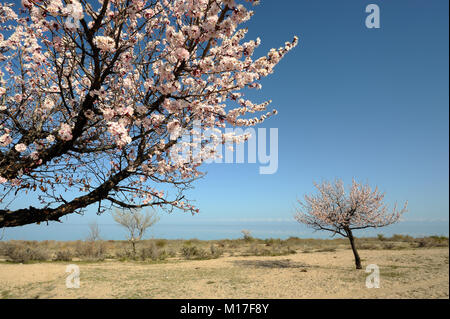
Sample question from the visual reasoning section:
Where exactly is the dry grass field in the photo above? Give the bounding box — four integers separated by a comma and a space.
0, 236, 448, 299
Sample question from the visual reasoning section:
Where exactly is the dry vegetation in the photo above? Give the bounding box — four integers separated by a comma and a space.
1, 234, 447, 263
0, 235, 448, 298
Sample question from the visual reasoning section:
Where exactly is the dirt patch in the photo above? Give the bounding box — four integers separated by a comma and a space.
0, 248, 448, 298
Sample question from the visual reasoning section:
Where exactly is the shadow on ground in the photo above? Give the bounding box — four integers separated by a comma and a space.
232, 259, 311, 270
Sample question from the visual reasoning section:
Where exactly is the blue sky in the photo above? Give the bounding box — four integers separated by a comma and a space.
3, 0, 449, 240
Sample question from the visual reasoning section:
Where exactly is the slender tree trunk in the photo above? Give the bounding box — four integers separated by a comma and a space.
347, 229, 362, 269
131, 240, 136, 259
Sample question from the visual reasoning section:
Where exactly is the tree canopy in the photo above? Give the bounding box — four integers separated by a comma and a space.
0, 0, 297, 227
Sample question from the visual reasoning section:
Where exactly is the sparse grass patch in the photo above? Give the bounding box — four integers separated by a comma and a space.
242, 244, 296, 257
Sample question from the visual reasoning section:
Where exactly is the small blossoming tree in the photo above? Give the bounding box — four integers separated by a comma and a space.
0, 0, 297, 227
295, 179, 408, 269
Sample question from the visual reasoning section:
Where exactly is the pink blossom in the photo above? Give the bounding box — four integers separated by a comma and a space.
14, 94, 22, 103
0, 0, 298, 227
175, 48, 189, 61
295, 179, 408, 232
14, 143, 27, 152
29, 151, 39, 160
94, 36, 116, 52
167, 119, 181, 140
42, 97, 55, 111
46, 134, 55, 143
67, 0, 83, 20
107, 121, 132, 147
0, 133, 12, 147
58, 123, 73, 141
102, 108, 115, 120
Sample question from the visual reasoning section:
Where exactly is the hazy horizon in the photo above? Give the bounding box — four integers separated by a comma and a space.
2, 214, 448, 241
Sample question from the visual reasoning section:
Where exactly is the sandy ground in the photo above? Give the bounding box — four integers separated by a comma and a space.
0, 247, 448, 299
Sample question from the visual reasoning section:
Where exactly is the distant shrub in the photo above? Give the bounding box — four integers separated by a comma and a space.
216, 240, 226, 248
116, 249, 134, 260
416, 237, 449, 248
155, 239, 167, 248
53, 250, 73, 261
241, 230, 254, 242
391, 234, 414, 242
140, 242, 167, 261
74, 241, 105, 261
183, 239, 201, 246
429, 235, 448, 241
227, 241, 239, 249
264, 238, 283, 247
0, 242, 8, 256
166, 249, 176, 258
377, 234, 385, 241
382, 243, 395, 250
4, 243, 50, 263
209, 244, 223, 258
359, 243, 380, 250
140, 243, 159, 260
180, 246, 209, 260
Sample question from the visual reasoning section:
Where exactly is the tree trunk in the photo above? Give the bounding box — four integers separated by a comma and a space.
131, 240, 136, 259
347, 229, 362, 269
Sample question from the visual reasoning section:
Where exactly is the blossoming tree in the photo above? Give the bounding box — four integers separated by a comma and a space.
0, 0, 297, 227
295, 179, 408, 269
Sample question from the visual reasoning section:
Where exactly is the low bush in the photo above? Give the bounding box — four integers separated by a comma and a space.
74, 241, 106, 261
390, 234, 414, 242
358, 243, 380, 250
416, 237, 449, 248
3, 243, 50, 263
382, 243, 395, 250
140, 242, 167, 261
180, 246, 210, 260
155, 239, 168, 248
209, 244, 223, 258
241, 230, 254, 242
53, 250, 73, 261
